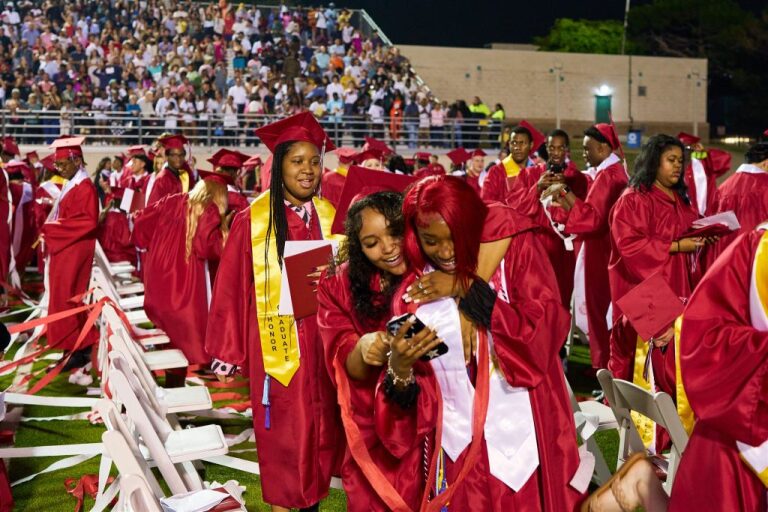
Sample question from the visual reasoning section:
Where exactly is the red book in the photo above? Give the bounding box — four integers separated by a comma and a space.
616, 271, 685, 341
284, 244, 334, 319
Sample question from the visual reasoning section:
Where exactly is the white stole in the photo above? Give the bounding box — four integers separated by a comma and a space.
51, 169, 88, 221
690, 158, 708, 216
735, 163, 766, 175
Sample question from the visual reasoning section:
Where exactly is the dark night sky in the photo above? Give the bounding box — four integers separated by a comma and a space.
301, 0, 766, 48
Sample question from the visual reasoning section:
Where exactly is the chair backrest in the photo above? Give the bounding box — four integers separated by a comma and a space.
108, 363, 190, 495
92, 267, 121, 303
596, 370, 646, 464
119, 474, 163, 512
102, 429, 164, 506
611, 377, 689, 494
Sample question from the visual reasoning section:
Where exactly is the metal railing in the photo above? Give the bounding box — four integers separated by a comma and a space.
0, 110, 506, 151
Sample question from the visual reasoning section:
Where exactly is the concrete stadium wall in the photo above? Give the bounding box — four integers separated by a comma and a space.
399, 45, 709, 139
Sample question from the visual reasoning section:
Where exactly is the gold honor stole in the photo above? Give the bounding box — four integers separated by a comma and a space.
50, 175, 68, 186
738, 226, 768, 487
335, 166, 348, 177
180, 170, 189, 193
502, 155, 522, 178
249, 191, 343, 387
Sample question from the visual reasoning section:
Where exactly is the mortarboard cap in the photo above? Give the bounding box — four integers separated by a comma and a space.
363, 136, 393, 156
198, 169, 235, 187
159, 134, 189, 151
126, 145, 146, 157
594, 123, 620, 151
446, 148, 471, 165
207, 148, 250, 169
334, 147, 358, 165
254, 111, 335, 153
676, 132, 700, 147
414, 151, 432, 161
40, 154, 56, 171
2, 136, 19, 156
518, 120, 546, 155
4, 160, 30, 178
50, 135, 86, 160
331, 165, 416, 234
470, 148, 487, 158
352, 148, 384, 164
615, 272, 685, 341
243, 154, 263, 168
25, 151, 39, 161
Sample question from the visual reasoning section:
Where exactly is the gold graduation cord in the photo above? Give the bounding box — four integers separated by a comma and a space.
502, 155, 522, 178
249, 191, 343, 387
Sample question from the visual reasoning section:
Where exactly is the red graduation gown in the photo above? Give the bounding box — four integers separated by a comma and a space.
317, 266, 429, 511
683, 149, 730, 217
9, 180, 36, 276
99, 174, 150, 265
607, 187, 698, 395
384, 227, 582, 511
33, 182, 62, 274
133, 194, 223, 365
0, 458, 12, 512
715, 170, 768, 252
0, 171, 10, 283
320, 170, 345, 208
146, 167, 195, 206
41, 176, 99, 351
505, 162, 589, 307
550, 160, 627, 369
668, 229, 768, 512
204, 204, 343, 509
227, 189, 250, 212
480, 163, 511, 204
413, 165, 445, 180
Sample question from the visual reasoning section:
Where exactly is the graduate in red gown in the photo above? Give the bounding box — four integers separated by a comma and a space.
40, 136, 99, 366
607, 134, 709, 396
132, 170, 230, 383
317, 191, 430, 511
505, 129, 589, 307
482, 121, 545, 204
412, 151, 445, 180
206, 149, 251, 212
545, 123, 628, 369
32, 156, 64, 274
145, 134, 196, 206
205, 112, 343, 512
386, 176, 583, 511
463, 148, 487, 196
6, 161, 36, 278
319, 148, 356, 208
677, 132, 731, 217
714, 142, 768, 250
237, 154, 263, 194
667, 222, 768, 512
0, 165, 10, 287
98, 149, 152, 265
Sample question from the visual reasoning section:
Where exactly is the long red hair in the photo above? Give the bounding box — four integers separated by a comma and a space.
401, 175, 488, 288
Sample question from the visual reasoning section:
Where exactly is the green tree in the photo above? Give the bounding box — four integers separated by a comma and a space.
534, 18, 628, 54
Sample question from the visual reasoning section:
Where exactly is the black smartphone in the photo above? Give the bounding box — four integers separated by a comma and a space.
386, 313, 449, 361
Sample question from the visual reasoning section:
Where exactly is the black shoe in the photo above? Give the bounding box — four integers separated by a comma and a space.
61, 347, 92, 371
591, 389, 605, 402
299, 505, 320, 512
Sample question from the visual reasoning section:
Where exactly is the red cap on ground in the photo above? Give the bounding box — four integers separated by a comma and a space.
207, 149, 250, 169
331, 165, 416, 234
676, 132, 701, 147
50, 136, 86, 160
254, 111, 335, 153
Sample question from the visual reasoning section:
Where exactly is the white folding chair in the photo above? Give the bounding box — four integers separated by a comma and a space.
92, 267, 145, 312
94, 240, 136, 278
565, 377, 616, 485
108, 364, 228, 495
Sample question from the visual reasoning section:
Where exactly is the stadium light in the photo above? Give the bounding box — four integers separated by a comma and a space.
595, 84, 613, 97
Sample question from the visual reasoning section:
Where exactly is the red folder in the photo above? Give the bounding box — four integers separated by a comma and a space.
284, 244, 334, 319
683, 223, 734, 239
616, 272, 685, 341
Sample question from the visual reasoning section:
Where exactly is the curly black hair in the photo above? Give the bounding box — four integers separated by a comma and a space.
337, 191, 405, 327
629, 133, 690, 204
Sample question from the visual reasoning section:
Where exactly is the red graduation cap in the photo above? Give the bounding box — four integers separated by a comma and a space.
254, 111, 335, 153
594, 122, 620, 151
40, 154, 56, 171
159, 134, 188, 151
518, 120, 546, 155
352, 148, 384, 164
414, 151, 432, 161
615, 272, 685, 341
331, 165, 417, 234
126, 145, 146, 157
198, 169, 235, 187
50, 135, 86, 160
446, 148, 471, 165
207, 149, 250, 169
470, 148, 487, 158
4, 160, 30, 178
763, 128, 768, 137
363, 136, 393, 156
25, 151, 39, 162
2, 136, 19, 156
334, 147, 358, 165
676, 132, 701, 147
243, 154, 263, 168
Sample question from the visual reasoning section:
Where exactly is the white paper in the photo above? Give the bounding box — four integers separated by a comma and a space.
159, 489, 229, 512
691, 210, 740, 231
119, 188, 135, 212
278, 240, 338, 315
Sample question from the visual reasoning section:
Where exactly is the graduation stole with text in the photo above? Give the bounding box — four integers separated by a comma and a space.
249, 191, 341, 387
738, 226, 768, 487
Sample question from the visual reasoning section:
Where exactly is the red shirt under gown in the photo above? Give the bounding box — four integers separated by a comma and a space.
204, 203, 343, 509
383, 216, 583, 512
607, 186, 698, 395
549, 156, 627, 369
505, 162, 589, 307
132, 193, 223, 365
668, 228, 768, 512
317, 266, 429, 511
41, 173, 99, 351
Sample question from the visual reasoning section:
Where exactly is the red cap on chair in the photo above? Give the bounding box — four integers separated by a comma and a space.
615, 272, 685, 341
198, 169, 235, 187
518, 120, 546, 155
207, 149, 250, 169
676, 132, 701, 147
331, 165, 416, 234
594, 123, 620, 151
254, 112, 335, 153
2, 136, 19, 156
50, 136, 86, 160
